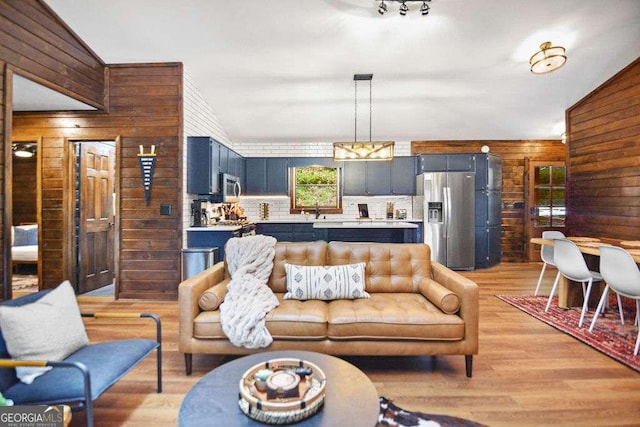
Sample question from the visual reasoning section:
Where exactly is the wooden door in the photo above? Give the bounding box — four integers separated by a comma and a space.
524, 159, 566, 261
78, 142, 115, 293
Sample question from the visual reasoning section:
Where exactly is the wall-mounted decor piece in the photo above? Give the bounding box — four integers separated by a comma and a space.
138, 145, 157, 206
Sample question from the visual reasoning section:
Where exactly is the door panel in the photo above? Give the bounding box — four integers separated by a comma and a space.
525, 159, 566, 262
78, 142, 115, 293
446, 172, 475, 269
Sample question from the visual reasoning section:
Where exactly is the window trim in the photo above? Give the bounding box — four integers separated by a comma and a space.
289, 167, 343, 215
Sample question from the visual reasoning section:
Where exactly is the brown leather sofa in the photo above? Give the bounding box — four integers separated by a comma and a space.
178, 241, 479, 377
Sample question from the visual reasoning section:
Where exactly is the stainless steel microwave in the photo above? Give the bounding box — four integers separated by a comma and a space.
218, 173, 241, 203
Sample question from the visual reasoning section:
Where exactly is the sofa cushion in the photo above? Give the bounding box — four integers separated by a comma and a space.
194, 294, 328, 340
268, 241, 328, 293
0, 281, 89, 384
326, 242, 432, 293
283, 263, 369, 300
198, 279, 230, 311
327, 293, 465, 340
419, 279, 460, 314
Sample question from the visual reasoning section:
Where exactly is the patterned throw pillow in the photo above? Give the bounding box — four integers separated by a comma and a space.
284, 263, 370, 300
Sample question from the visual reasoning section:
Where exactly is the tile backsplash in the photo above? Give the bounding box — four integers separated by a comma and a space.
239, 195, 416, 222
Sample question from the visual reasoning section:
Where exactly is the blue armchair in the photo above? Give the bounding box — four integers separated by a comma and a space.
0, 288, 162, 427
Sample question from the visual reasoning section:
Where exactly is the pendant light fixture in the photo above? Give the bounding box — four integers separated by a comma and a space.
333, 74, 394, 161
529, 41, 567, 74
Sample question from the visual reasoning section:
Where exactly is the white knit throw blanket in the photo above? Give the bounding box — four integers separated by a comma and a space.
219, 234, 278, 348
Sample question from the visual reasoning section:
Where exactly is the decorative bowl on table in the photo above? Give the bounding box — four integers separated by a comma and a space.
238, 358, 327, 425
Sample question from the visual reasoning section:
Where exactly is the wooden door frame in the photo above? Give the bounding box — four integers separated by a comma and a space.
65, 137, 120, 297
524, 158, 566, 262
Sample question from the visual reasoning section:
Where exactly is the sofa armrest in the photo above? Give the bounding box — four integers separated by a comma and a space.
430, 262, 479, 353
178, 261, 227, 353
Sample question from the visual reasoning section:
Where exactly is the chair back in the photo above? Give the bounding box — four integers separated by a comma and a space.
553, 239, 592, 282
598, 245, 640, 298
540, 231, 565, 264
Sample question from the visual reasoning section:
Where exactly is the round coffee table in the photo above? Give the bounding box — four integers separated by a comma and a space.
179, 350, 380, 426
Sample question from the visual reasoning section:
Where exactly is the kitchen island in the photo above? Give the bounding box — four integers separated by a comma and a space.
256, 219, 421, 243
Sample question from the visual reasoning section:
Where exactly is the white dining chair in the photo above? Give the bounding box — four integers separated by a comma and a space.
545, 238, 603, 328
534, 230, 566, 296
590, 245, 640, 356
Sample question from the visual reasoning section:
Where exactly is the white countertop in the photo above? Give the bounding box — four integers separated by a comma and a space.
187, 225, 241, 231
255, 219, 422, 224
312, 221, 419, 229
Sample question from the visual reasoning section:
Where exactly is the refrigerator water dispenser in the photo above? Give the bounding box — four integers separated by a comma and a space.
428, 202, 443, 223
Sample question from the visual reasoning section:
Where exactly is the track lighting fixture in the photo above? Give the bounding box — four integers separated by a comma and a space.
376, 0, 432, 16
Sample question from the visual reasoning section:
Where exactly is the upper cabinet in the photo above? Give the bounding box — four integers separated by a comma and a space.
244, 158, 289, 195
343, 157, 416, 196
187, 136, 244, 195
418, 153, 475, 173
187, 136, 218, 194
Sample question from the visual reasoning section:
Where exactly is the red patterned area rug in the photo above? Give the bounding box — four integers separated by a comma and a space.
497, 295, 640, 373
377, 397, 487, 427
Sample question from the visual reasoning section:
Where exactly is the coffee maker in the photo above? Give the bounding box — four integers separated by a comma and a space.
191, 200, 208, 227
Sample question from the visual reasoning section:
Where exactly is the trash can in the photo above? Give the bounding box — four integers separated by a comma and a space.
181, 247, 218, 281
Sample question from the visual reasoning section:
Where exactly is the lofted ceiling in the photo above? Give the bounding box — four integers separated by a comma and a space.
26, 0, 640, 144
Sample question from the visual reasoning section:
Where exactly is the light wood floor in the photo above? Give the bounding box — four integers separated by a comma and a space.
52, 263, 640, 426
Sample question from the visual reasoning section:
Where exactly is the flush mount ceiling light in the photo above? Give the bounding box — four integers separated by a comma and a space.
377, 0, 431, 16
529, 41, 567, 74
12, 142, 37, 158
334, 74, 395, 161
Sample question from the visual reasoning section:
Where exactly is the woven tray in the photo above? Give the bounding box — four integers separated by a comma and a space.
238, 358, 327, 425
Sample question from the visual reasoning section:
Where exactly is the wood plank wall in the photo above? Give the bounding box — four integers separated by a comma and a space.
12, 154, 36, 224
0, 0, 106, 108
412, 141, 566, 262
1, 63, 7, 295
566, 57, 640, 239
12, 63, 184, 299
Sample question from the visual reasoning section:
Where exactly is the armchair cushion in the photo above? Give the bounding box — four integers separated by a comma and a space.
4, 339, 158, 405
0, 281, 88, 383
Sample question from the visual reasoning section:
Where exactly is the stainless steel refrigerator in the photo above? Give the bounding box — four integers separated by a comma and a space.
416, 172, 475, 270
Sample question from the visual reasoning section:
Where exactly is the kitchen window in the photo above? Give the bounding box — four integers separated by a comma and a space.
290, 166, 342, 215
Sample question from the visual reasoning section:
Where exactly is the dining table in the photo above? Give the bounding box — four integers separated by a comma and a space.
529, 236, 640, 308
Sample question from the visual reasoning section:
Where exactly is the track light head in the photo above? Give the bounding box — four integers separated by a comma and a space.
378, 0, 387, 15
399, 1, 408, 15
420, 1, 430, 15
